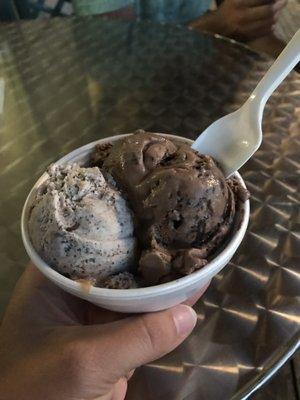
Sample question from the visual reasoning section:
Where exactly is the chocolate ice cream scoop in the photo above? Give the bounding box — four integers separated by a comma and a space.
99, 130, 240, 285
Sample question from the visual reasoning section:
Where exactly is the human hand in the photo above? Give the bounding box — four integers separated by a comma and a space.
190, 0, 287, 41
0, 264, 209, 400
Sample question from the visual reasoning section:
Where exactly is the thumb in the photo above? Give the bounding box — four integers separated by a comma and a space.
81, 305, 197, 383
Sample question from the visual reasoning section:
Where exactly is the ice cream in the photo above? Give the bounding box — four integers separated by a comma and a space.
28, 130, 249, 288
92, 130, 249, 285
28, 164, 137, 281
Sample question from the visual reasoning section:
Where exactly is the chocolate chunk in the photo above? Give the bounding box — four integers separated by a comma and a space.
139, 249, 171, 285
173, 248, 208, 275
102, 272, 137, 289
228, 177, 250, 203
90, 143, 113, 168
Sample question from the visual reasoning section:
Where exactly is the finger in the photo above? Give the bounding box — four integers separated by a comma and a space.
126, 369, 135, 380
236, 0, 279, 7
1, 263, 54, 324
245, 27, 274, 40
236, 0, 273, 7
3, 263, 88, 328
24, 262, 49, 286
183, 280, 210, 306
96, 379, 127, 400
73, 304, 197, 384
111, 378, 127, 400
86, 303, 129, 324
244, 4, 278, 22
273, 9, 281, 22
272, 0, 288, 12
16, 263, 63, 297
22, 265, 129, 325
241, 18, 275, 38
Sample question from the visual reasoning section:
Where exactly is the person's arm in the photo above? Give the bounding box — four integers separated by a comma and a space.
189, 0, 287, 41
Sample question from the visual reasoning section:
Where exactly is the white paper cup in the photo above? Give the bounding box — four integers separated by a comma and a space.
21, 134, 250, 313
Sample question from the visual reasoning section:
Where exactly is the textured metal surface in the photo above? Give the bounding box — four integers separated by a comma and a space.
0, 17, 299, 399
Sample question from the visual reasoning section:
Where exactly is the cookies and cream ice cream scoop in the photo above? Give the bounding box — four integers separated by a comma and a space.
28, 164, 137, 280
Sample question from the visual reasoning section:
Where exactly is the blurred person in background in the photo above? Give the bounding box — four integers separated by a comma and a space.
0, 0, 288, 57
72, 0, 287, 57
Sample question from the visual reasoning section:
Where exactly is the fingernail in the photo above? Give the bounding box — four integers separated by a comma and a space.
172, 305, 197, 336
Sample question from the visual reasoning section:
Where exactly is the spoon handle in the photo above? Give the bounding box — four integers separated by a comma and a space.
250, 28, 300, 120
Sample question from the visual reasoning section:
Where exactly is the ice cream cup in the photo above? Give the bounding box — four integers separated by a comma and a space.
21, 134, 250, 313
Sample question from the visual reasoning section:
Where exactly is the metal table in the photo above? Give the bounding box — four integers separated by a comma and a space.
0, 17, 299, 399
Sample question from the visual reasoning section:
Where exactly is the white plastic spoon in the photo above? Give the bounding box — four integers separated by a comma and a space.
192, 29, 300, 177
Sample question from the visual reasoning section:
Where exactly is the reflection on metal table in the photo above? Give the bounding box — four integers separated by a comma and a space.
0, 17, 299, 400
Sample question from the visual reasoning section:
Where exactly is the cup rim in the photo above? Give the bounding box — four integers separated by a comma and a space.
21, 133, 250, 298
